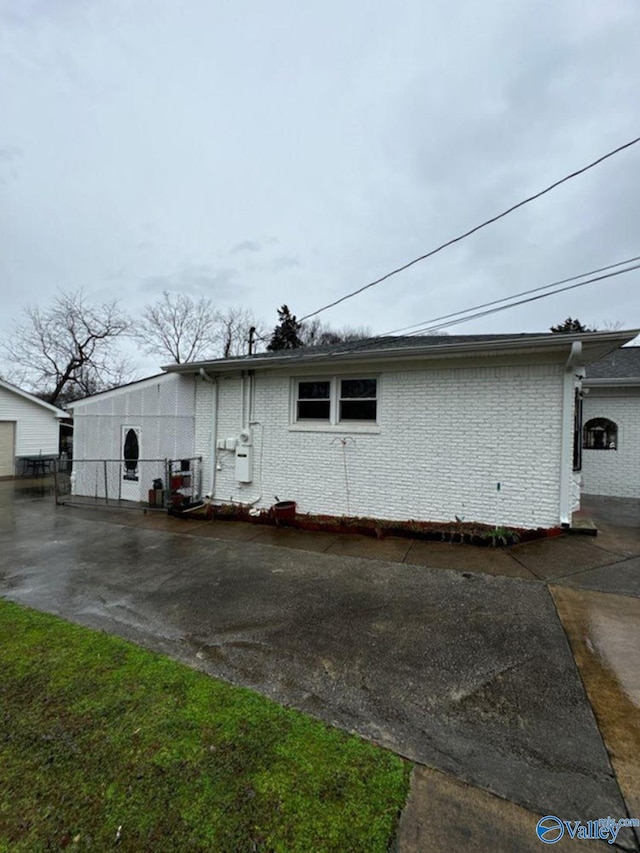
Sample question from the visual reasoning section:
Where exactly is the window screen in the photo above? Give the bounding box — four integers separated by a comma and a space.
297, 380, 331, 419
339, 378, 377, 421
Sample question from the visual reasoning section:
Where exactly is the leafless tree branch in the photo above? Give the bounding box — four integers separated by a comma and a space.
3, 289, 132, 405
135, 291, 220, 363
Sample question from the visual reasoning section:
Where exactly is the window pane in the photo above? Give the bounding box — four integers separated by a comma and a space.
298, 381, 330, 399
340, 399, 377, 420
341, 379, 376, 399
298, 400, 331, 419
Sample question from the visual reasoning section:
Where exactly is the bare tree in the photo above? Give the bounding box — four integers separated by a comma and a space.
4, 289, 132, 405
217, 306, 266, 357
300, 319, 373, 346
597, 319, 624, 331
137, 291, 219, 363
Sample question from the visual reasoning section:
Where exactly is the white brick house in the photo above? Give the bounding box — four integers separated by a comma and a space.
164, 331, 635, 530
580, 346, 640, 498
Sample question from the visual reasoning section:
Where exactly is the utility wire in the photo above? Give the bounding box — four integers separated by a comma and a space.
276, 260, 640, 367
403, 262, 640, 335
299, 135, 640, 322
258, 261, 640, 372
382, 254, 640, 336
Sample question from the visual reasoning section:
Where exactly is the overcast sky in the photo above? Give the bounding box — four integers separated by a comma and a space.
1, 0, 639, 376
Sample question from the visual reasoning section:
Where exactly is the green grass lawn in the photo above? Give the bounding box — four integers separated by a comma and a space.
0, 599, 410, 853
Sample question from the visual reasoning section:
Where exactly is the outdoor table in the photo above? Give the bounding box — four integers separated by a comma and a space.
18, 455, 57, 476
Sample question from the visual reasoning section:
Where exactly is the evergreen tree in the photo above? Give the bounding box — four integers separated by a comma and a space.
267, 305, 304, 351
550, 317, 595, 333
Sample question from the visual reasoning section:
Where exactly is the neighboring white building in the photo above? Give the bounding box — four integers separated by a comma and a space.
161, 331, 635, 530
0, 379, 66, 477
580, 346, 640, 498
68, 372, 196, 502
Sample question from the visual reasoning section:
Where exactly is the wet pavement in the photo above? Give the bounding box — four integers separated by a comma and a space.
551, 587, 640, 839
1, 481, 640, 851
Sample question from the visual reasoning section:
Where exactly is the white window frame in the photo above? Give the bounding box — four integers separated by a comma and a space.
294, 378, 332, 422
290, 376, 380, 432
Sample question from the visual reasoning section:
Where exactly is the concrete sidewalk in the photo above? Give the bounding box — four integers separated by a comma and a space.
2, 480, 639, 851
56, 492, 640, 596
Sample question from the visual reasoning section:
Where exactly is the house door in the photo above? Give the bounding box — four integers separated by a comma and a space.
121, 425, 141, 501
0, 421, 16, 478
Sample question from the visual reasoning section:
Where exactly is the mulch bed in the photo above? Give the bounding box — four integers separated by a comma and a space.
173, 502, 562, 547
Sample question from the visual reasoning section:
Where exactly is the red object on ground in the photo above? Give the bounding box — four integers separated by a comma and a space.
273, 501, 297, 524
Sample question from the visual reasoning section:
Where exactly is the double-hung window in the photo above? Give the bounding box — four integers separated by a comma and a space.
296, 381, 331, 420
338, 379, 377, 421
294, 377, 378, 424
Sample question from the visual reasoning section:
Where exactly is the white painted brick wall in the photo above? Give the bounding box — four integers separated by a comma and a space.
581, 389, 640, 498
198, 361, 566, 529
194, 376, 215, 496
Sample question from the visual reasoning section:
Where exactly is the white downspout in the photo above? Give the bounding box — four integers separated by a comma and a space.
241, 371, 247, 430
199, 368, 218, 499
559, 341, 582, 527
248, 370, 256, 423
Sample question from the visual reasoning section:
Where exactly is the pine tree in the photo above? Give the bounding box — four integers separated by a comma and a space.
550, 317, 595, 333
267, 305, 304, 351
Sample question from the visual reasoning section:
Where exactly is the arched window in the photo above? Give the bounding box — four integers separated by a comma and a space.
583, 418, 617, 450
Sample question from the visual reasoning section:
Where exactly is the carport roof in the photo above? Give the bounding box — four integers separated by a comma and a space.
163, 330, 639, 374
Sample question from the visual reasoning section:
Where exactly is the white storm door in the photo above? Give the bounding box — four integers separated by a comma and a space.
121, 425, 142, 501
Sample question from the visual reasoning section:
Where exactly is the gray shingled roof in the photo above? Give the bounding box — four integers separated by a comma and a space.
586, 346, 640, 380
163, 329, 638, 374
218, 333, 561, 363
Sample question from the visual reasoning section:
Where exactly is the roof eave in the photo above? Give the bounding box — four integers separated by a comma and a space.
163, 330, 639, 375
583, 377, 640, 387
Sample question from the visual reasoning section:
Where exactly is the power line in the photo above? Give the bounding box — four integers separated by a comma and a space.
382, 254, 640, 336
259, 260, 640, 370
403, 262, 640, 335
299, 135, 640, 322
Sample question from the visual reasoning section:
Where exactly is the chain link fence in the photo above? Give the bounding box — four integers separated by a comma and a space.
54, 457, 203, 511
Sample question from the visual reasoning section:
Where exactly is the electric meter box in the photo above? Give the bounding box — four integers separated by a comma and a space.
235, 444, 253, 482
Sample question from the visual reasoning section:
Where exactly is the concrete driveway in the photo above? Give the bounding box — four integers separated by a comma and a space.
1, 480, 639, 852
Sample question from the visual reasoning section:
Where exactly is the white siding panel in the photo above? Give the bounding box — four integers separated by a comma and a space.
0, 386, 60, 457
71, 373, 197, 500
72, 374, 196, 462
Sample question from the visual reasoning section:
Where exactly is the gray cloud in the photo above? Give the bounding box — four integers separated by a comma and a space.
0, 146, 23, 162
139, 265, 243, 300
230, 240, 262, 254
0, 0, 638, 362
